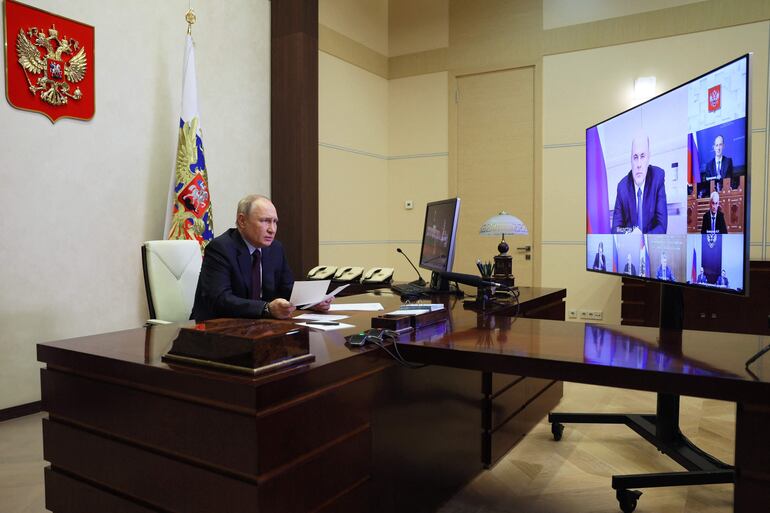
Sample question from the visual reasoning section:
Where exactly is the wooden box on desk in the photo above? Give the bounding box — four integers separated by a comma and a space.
371, 309, 449, 331
163, 318, 314, 374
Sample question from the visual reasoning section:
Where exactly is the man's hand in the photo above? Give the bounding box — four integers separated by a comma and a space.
268, 298, 296, 319
310, 297, 333, 313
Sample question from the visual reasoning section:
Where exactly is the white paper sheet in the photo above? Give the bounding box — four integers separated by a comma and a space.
290, 281, 350, 308
295, 322, 355, 331
289, 280, 330, 306
294, 313, 350, 321
328, 303, 384, 312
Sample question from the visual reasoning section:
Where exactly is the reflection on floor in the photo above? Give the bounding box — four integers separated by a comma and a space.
0, 383, 734, 513
438, 382, 734, 513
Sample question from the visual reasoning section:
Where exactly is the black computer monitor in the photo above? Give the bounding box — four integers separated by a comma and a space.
419, 198, 461, 290
585, 54, 750, 295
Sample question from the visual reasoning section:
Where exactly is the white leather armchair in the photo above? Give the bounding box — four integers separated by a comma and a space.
141, 240, 202, 324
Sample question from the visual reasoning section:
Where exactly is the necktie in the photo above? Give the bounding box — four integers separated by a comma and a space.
711, 214, 716, 232
636, 188, 642, 230
251, 250, 261, 300
717, 160, 721, 177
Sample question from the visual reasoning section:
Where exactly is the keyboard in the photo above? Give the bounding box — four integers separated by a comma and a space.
391, 283, 430, 297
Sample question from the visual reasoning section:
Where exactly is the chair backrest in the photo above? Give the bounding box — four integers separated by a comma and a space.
142, 240, 202, 322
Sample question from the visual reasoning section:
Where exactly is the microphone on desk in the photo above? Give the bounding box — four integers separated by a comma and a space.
439, 271, 502, 289
396, 248, 427, 285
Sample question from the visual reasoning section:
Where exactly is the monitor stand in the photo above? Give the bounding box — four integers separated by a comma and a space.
547, 283, 734, 513
428, 271, 463, 296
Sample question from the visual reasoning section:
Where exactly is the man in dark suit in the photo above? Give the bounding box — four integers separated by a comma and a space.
696, 267, 708, 284
717, 269, 729, 288
623, 253, 636, 275
655, 252, 675, 282
701, 191, 728, 234
703, 135, 733, 193
592, 242, 606, 271
191, 195, 331, 321
698, 134, 735, 198
611, 132, 668, 234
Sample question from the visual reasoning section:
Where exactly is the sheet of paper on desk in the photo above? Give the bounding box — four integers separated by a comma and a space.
294, 313, 350, 321
328, 303, 384, 312
295, 322, 355, 331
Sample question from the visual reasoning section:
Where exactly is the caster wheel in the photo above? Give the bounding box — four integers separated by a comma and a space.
616, 489, 642, 513
551, 422, 564, 441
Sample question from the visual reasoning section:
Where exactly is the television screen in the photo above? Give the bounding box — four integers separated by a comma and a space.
419, 198, 461, 273
586, 54, 750, 294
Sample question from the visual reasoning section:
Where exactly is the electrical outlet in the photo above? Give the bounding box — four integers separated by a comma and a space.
579, 310, 590, 319
404, 200, 414, 210
586, 310, 603, 320
568, 309, 578, 319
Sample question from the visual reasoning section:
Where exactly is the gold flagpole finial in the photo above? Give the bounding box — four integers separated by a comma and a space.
185, 9, 197, 35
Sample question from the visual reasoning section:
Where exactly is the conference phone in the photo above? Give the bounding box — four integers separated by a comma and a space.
361, 267, 394, 284
307, 266, 337, 280
333, 266, 364, 282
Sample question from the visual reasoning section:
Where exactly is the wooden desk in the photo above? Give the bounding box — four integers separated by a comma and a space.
38, 288, 770, 512
398, 318, 770, 513
37, 288, 564, 513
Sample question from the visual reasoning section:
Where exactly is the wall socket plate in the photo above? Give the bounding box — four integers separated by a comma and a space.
404, 200, 414, 210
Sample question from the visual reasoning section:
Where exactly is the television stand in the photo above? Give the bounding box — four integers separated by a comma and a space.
548, 284, 735, 513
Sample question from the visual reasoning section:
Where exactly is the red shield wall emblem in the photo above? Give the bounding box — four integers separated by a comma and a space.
177, 174, 211, 218
708, 85, 721, 112
4, 0, 95, 122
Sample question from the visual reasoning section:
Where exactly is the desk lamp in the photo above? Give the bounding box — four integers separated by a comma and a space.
479, 211, 528, 287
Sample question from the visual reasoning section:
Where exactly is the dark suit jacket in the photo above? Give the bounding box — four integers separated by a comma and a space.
717, 275, 729, 288
611, 165, 667, 234
701, 209, 728, 234
623, 263, 636, 275
704, 156, 733, 181
190, 228, 294, 321
656, 265, 675, 281
592, 253, 606, 271
696, 273, 708, 284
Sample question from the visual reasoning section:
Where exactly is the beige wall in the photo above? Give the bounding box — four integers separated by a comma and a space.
321, 0, 770, 328
542, 22, 770, 324
0, 0, 270, 409
543, 0, 706, 30
319, 1, 448, 282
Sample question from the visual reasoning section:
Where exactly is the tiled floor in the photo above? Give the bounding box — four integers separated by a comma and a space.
0, 382, 734, 513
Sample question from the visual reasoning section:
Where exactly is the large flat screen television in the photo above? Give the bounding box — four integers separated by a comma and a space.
586, 54, 750, 295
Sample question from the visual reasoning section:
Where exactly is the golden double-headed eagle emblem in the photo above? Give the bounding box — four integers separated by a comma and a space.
15, 24, 87, 106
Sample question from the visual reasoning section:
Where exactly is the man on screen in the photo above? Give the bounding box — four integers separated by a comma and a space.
623, 253, 636, 275
696, 266, 708, 284
703, 135, 733, 192
655, 252, 675, 281
717, 269, 729, 288
701, 191, 728, 234
611, 132, 668, 234
592, 242, 606, 271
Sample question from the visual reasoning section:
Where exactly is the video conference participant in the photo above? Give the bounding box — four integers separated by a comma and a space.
623, 253, 636, 275
191, 194, 331, 321
611, 132, 668, 234
701, 191, 728, 234
717, 269, 729, 288
655, 252, 675, 282
592, 242, 606, 271
703, 135, 733, 192
696, 266, 708, 284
